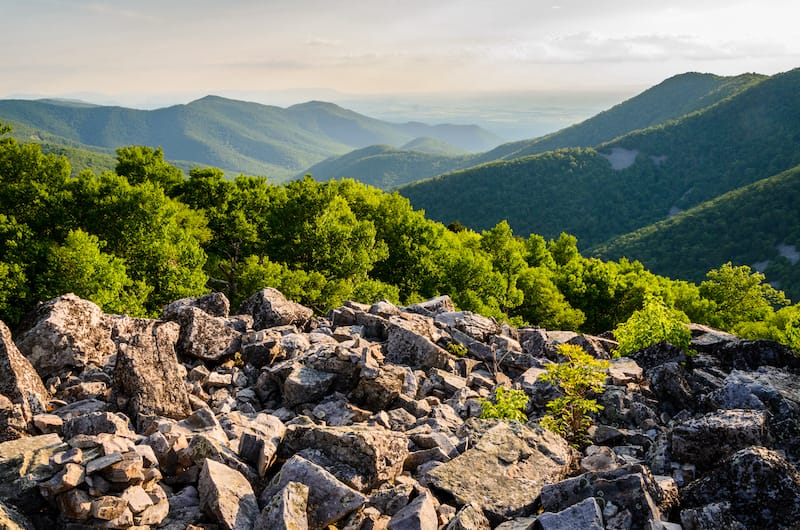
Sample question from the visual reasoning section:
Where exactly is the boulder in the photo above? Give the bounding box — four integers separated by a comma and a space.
0, 433, 67, 510
539, 465, 667, 530
15, 294, 116, 380
112, 318, 192, 430
260, 454, 366, 529
235, 413, 286, 477
681, 446, 800, 529
670, 409, 769, 470
445, 502, 491, 530
162, 292, 231, 320
0, 321, 50, 441
0, 500, 34, 530
282, 364, 338, 407
435, 311, 499, 343
238, 288, 313, 330
62, 412, 136, 440
281, 422, 409, 490
387, 491, 438, 530
630, 342, 687, 371
386, 313, 451, 370
176, 306, 241, 362
406, 295, 456, 316
426, 420, 574, 523
198, 458, 259, 530
254, 481, 309, 530
534, 497, 603, 530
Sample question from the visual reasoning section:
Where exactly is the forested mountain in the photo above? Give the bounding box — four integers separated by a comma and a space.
400, 68, 800, 252
300, 144, 478, 189
474, 72, 765, 163
592, 164, 800, 300
302, 71, 764, 190
0, 96, 501, 180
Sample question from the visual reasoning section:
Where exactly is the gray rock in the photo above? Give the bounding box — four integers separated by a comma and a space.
281, 422, 408, 490
0, 433, 67, 510
0, 500, 35, 530
254, 481, 309, 530
162, 292, 231, 320
670, 409, 769, 470
239, 288, 313, 330
540, 465, 666, 530
260, 454, 366, 529
534, 497, 603, 530
176, 306, 241, 362
426, 420, 574, 522
112, 318, 192, 429
240, 330, 282, 368
386, 313, 451, 370
62, 412, 136, 440
435, 311, 499, 343
407, 295, 456, 316
630, 342, 687, 371
15, 294, 116, 380
198, 458, 259, 530
283, 365, 338, 407
350, 363, 407, 412
387, 491, 438, 530
445, 502, 491, 530
0, 320, 50, 441
236, 413, 285, 477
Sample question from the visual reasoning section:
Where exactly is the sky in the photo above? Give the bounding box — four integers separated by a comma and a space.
1, 0, 799, 136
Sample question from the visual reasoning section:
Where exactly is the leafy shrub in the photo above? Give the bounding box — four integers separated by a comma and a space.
613, 296, 691, 356
540, 343, 609, 446
446, 342, 468, 357
479, 386, 529, 422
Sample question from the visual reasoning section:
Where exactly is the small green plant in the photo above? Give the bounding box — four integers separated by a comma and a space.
540, 343, 610, 447
479, 386, 529, 422
613, 296, 692, 357
446, 342, 468, 357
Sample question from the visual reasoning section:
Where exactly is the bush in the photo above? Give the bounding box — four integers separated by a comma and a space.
479, 386, 529, 422
613, 296, 691, 356
540, 343, 609, 446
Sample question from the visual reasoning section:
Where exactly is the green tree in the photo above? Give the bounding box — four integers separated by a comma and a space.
115, 146, 184, 194
613, 296, 691, 356
479, 386, 529, 422
42, 229, 149, 315
700, 262, 789, 329
480, 221, 526, 313
540, 343, 610, 446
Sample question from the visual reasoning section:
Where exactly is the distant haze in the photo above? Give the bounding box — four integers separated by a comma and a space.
1, 1, 799, 138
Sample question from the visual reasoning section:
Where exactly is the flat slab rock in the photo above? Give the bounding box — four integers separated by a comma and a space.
426, 420, 574, 522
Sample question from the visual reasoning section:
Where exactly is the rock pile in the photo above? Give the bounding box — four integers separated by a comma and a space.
1, 289, 800, 529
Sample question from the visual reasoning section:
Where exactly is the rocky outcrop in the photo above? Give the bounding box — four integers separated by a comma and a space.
0, 321, 50, 441
1, 290, 800, 529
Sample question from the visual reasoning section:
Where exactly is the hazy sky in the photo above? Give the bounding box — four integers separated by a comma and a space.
1, 0, 799, 107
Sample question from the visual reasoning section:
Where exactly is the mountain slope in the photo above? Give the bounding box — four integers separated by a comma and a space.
399, 68, 800, 250
0, 96, 500, 180
592, 164, 800, 301
475, 72, 766, 163
302, 144, 477, 189
304, 71, 764, 190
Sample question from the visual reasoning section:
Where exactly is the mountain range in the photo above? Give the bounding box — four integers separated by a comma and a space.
3, 68, 800, 301
0, 96, 502, 180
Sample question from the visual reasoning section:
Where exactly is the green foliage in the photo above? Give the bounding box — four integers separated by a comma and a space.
479, 386, 529, 422
735, 304, 800, 352
540, 344, 610, 446
613, 296, 691, 356
446, 342, 468, 357
115, 146, 185, 194
699, 262, 789, 330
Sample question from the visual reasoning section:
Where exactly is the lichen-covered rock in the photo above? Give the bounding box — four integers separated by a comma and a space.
260, 454, 366, 529
238, 287, 313, 330
0, 500, 35, 530
15, 294, 116, 380
162, 292, 231, 320
386, 313, 451, 370
0, 321, 50, 441
681, 446, 800, 529
387, 491, 438, 530
282, 364, 338, 407
426, 420, 574, 522
535, 497, 603, 530
176, 306, 241, 362
670, 409, 769, 470
540, 465, 666, 530
444, 502, 491, 530
112, 318, 192, 429
198, 458, 259, 530
281, 422, 409, 490
254, 481, 309, 530
0, 433, 67, 511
